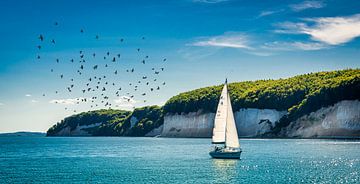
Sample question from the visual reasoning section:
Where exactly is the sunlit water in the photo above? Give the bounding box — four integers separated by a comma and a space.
0, 137, 359, 183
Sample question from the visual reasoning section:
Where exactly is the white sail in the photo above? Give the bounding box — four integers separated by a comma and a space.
212, 83, 228, 143
225, 91, 240, 148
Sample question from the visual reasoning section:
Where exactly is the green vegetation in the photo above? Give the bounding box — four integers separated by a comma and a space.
47, 69, 360, 136
126, 106, 164, 136
47, 106, 163, 136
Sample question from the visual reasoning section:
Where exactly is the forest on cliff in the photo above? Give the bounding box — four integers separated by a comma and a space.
47, 69, 360, 136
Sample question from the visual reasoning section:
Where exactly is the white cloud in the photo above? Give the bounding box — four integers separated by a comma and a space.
114, 96, 137, 108
31, 99, 38, 103
291, 41, 330, 50
0, 102, 4, 106
25, 94, 32, 97
178, 46, 221, 61
275, 14, 360, 45
290, 1, 325, 12
262, 41, 329, 51
192, 0, 228, 3
257, 10, 283, 18
245, 51, 275, 57
49, 97, 85, 105
191, 32, 251, 49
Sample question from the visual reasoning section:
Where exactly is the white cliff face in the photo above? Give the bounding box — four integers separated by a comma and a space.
235, 108, 287, 136
284, 100, 360, 138
54, 122, 102, 136
162, 111, 215, 137
161, 100, 360, 138
161, 108, 286, 137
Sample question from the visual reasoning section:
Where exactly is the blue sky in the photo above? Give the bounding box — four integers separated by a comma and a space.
0, 0, 359, 132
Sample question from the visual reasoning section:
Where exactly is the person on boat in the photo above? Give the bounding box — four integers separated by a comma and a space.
215, 146, 220, 152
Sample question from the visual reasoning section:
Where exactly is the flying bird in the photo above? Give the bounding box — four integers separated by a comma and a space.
38, 34, 44, 41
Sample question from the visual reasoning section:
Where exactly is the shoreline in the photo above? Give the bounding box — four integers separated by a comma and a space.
2, 132, 359, 140
44, 135, 360, 140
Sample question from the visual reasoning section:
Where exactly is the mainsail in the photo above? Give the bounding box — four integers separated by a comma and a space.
212, 83, 228, 144
212, 80, 240, 148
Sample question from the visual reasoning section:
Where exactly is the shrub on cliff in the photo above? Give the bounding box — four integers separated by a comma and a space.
126, 105, 164, 136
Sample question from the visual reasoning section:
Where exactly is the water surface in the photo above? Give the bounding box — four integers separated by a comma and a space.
0, 137, 359, 183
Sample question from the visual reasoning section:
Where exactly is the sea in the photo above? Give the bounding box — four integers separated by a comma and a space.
0, 137, 359, 183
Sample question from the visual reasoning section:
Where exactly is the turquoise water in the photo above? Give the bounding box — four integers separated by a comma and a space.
1, 137, 359, 183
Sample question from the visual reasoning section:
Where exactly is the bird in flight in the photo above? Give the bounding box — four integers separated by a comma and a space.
38, 34, 44, 41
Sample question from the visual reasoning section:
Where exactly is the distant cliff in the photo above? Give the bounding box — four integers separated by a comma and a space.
47, 69, 360, 138
47, 106, 163, 137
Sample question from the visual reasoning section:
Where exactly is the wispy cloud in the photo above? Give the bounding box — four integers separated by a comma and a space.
114, 96, 137, 109
49, 98, 85, 105
0, 102, 4, 106
262, 41, 330, 51
257, 10, 283, 18
191, 32, 252, 49
275, 14, 360, 45
192, 0, 228, 3
290, 1, 325, 12
31, 99, 39, 103
25, 94, 32, 97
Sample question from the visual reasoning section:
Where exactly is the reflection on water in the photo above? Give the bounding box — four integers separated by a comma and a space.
211, 159, 239, 182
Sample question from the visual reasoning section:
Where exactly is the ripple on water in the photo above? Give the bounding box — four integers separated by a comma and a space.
0, 137, 359, 183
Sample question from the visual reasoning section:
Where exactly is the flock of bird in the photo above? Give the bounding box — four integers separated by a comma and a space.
35, 22, 168, 113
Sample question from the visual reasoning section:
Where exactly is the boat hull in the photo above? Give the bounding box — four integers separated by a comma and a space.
209, 150, 242, 159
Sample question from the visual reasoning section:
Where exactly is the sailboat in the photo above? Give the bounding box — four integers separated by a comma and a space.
209, 79, 242, 159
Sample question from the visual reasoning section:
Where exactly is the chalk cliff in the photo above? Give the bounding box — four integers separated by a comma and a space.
161, 100, 360, 138
161, 109, 286, 137
280, 100, 360, 138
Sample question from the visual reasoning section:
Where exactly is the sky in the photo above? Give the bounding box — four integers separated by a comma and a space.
0, 0, 359, 133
